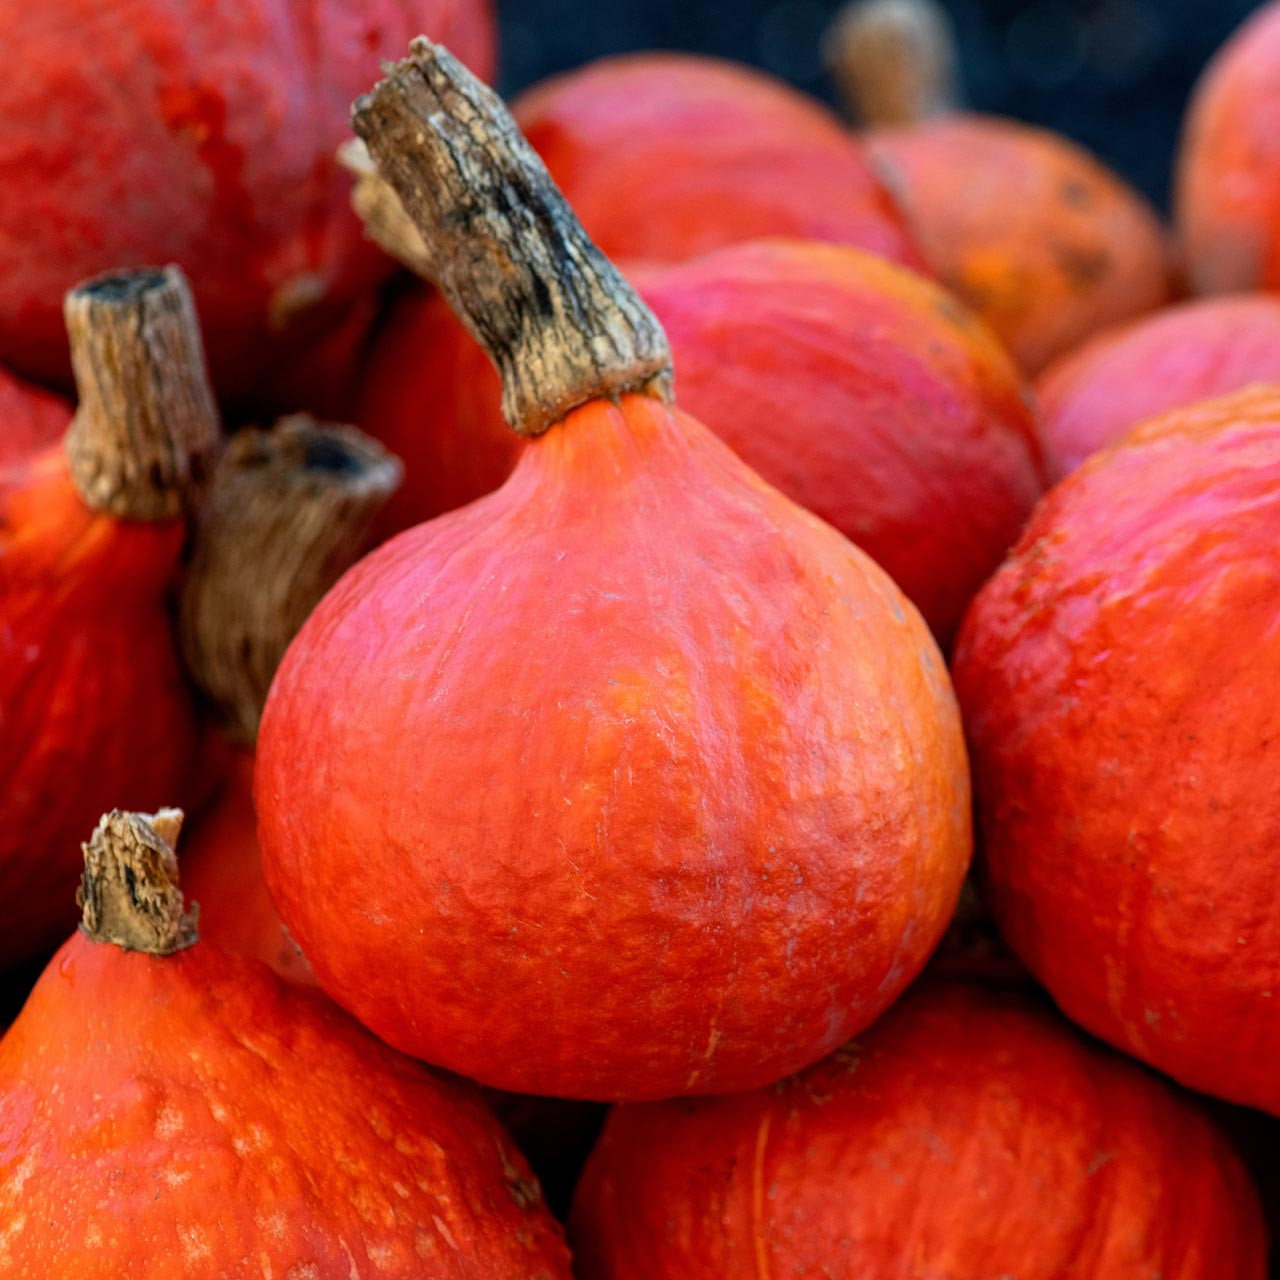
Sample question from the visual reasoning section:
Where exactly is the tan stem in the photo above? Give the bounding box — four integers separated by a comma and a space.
824, 0, 960, 127
338, 139, 436, 281
350, 39, 674, 438
63, 267, 222, 521
77, 809, 198, 956
179, 415, 402, 743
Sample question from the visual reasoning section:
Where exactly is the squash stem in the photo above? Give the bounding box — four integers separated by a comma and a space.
63, 266, 221, 521
77, 810, 198, 956
350, 39, 674, 438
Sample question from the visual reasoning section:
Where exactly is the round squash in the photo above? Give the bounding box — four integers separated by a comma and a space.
0, 808, 571, 1277
828, 0, 1171, 373
1176, 0, 1280, 295
511, 52, 924, 271
1038, 295, 1280, 478
258, 42, 971, 1101
0, 0, 495, 400
952, 384, 1280, 1114
571, 981, 1267, 1278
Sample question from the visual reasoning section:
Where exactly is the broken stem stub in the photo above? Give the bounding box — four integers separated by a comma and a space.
351, 39, 674, 438
63, 266, 222, 521
824, 0, 961, 127
77, 809, 198, 956
179, 415, 402, 743
338, 138, 437, 281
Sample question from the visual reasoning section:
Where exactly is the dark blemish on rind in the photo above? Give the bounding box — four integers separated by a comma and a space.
933, 291, 975, 331
1052, 242, 1111, 290
1060, 178, 1093, 209
498, 1144, 544, 1210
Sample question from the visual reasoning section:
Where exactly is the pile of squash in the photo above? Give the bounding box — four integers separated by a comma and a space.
0, 0, 1276, 1274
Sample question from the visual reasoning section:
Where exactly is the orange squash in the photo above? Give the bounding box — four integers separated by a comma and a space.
0, 808, 571, 1276
509, 52, 925, 271
1176, 0, 1280, 295
953, 385, 1280, 1114
358, 240, 1045, 644
827, 0, 1172, 373
0, 268, 217, 967
571, 982, 1267, 1278
1038, 294, 1280, 478
257, 42, 971, 1102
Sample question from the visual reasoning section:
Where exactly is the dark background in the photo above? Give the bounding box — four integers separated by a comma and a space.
493, 0, 1268, 210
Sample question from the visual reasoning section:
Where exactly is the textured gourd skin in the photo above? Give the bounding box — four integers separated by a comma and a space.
0, 366, 71, 465
258, 394, 971, 1101
359, 241, 1045, 644
513, 54, 925, 271
1177, 1, 1280, 296
1038, 295, 1280, 479
0, 0, 495, 399
182, 749, 313, 986
0, 932, 571, 1277
952, 386, 1280, 1114
866, 115, 1171, 374
0, 451, 199, 967
180, 753, 609, 1209
570, 983, 1267, 1279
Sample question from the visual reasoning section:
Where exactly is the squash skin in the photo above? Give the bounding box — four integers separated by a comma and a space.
358, 286, 513, 534
0, 0, 495, 400
258, 394, 972, 1101
1038, 294, 1280, 479
181, 749, 313, 986
359, 241, 1045, 644
0, 450, 199, 966
866, 114, 1171, 374
0, 365, 71, 465
179, 751, 611, 1214
570, 982, 1267, 1279
952, 386, 1280, 1114
0, 931, 571, 1278
1176, 0, 1280, 296
513, 54, 925, 272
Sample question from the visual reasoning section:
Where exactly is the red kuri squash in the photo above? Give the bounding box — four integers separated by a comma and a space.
827, 0, 1172, 373
508, 52, 925, 271
953, 384, 1280, 1114
1176, 0, 1280, 295
1038, 294, 1280, 478
0, 808, 571, 1277
0, 0, 495, 401
257, 42, 971, 1101
571, 982, 1267, 1278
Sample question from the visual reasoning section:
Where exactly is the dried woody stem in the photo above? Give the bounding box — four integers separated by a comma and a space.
824, 0, 960, 128
64, 266, 221, 520
351, 39, 674, 438
77, 809, 198, 956
179, 416, 402, 743
338, 139, 435, 281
